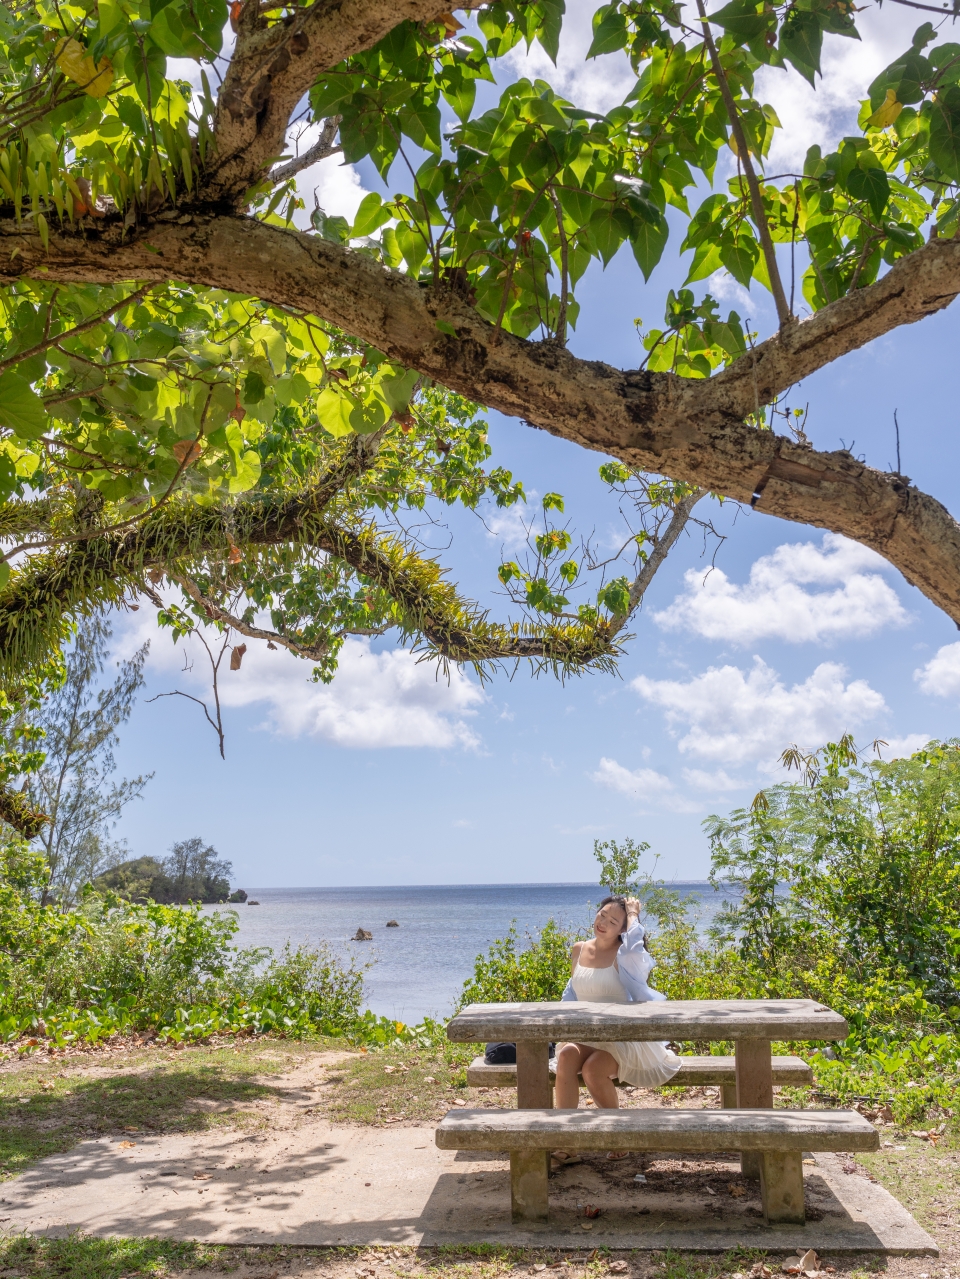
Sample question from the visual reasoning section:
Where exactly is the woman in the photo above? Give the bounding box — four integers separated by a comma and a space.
553, 894, 680, 1162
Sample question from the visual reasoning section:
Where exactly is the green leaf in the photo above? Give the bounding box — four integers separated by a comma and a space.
435, 319, 458, 337
631, 216, 669, 282
930, 85, 960, 182
845, 163, 890, 219
249, 323, 286, 375
315, 387, 355, 438
351, 192, 392, 238
379, 367, 419, 412
0, 372, 47, 440
780, 10, 824, 85
587, 7, 628, 59
720, 237, 759, 288
707, 0, 771, 42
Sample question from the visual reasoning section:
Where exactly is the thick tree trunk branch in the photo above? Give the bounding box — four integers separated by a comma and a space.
207, 0, 457, 204
4, 214, 960, 620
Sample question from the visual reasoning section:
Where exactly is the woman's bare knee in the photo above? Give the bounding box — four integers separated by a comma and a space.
556, 1045, 580, 1071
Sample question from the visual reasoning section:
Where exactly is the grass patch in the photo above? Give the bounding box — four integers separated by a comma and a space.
0, 1241, 836, 1279
0, 1038, 340, 1179
857, 1129, 960, 1232
322, 1042, 476, 1125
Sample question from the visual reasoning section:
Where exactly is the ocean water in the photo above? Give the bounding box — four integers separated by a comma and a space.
201, 882, 738, 1023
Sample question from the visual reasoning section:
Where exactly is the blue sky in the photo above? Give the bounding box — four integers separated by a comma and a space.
108, 0, 960, 890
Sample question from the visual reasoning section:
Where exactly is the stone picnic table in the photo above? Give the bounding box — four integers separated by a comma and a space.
447, 998, 849, 1180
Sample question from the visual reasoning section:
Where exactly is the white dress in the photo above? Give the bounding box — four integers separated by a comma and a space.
569, 960, 681, 1088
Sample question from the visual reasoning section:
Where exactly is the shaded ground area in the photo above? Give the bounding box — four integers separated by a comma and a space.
0, 1040, 953, 1278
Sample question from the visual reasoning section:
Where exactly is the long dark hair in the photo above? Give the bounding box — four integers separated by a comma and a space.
597, 895, 651, 949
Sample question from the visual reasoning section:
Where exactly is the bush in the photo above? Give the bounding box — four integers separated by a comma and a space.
457, 918, 583, 1008
0, 844, 369, 1046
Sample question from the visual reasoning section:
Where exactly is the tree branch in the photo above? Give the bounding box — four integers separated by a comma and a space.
697, 0, 791, 327
608, 487, 707, 637
3, 215, 960, 622
269, 116, 342, 185
206, 0, 461, 205
169, 568, 376, 660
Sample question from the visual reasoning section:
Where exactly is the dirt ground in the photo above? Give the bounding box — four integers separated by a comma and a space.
0, 1038, 954, 1279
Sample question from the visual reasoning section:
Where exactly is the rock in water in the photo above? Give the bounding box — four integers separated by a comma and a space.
247, 900, 260, 905
352, 928, 373, 941
386, 919, 399, 927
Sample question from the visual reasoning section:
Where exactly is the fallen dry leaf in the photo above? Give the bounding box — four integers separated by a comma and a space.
728, 1183, 746, 1197
193, 1173, 211, 1181
117, 1141, 136, 1150
749, 1263, 771, 1277
583, 1204, 602, 1218
608, 1262, 629, 1274
798, 1249, 820, 1276
580, 1221, 594, 1230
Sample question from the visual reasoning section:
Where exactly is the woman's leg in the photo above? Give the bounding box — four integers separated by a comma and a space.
554, 1042, 589, 1109
581, 1049, 620, 1110
581, 1049, 630, 1159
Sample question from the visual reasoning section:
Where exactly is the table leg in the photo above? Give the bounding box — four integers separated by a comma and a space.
516, 1040, 553, 1109
510, 1150, 550, 1224
736, 1038, 773, 1180
760, 1150, 805, 1225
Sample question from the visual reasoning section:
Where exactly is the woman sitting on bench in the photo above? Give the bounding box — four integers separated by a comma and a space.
553, 895, 680, 1163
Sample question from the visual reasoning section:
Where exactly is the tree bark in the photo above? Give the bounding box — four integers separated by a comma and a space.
207, 0, 465, 204
4, 213, 960, 621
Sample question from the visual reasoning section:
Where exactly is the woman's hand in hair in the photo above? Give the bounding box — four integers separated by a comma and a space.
625, 897, 641, 920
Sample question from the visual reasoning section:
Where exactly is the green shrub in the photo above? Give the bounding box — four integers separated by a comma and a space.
457, 918, 582, 1008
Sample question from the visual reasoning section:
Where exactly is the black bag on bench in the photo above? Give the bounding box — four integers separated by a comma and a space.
484, 1042, 555, 1064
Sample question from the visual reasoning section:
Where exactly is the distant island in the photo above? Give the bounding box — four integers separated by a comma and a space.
92, 837, 245, 905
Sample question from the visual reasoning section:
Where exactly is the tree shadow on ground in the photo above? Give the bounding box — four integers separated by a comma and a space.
0, 1065, 279, 1175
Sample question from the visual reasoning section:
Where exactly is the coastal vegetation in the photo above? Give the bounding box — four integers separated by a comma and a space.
460, 737, 960, 1129
0, 733, 956, 1138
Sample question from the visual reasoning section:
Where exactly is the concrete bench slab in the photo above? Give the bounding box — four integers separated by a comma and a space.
437, 1106, 878, 1228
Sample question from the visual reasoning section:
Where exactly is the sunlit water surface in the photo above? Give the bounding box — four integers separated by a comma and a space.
201, 882, 737, 1023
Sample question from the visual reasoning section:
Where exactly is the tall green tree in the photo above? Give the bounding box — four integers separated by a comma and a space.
0, 0, 959, 823
20, 614, 151, 904
706, 737, 960, 1007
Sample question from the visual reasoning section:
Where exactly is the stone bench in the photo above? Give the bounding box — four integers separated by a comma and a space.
467, 1053, 813, 1107
436, 1105, 878, 1226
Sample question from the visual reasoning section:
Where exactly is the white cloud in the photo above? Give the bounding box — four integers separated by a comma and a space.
119, 608, 485, 750
681, 767, 748, 793
756, 5, 923, 171
501, 0, 635, 115
632, 658, 886, 765
591, 758, 702, 812
654, 533, 907, 645
482, 493, 537, 553
592, 757, 674, 796
915, 641, 960, 700
706, 269, 753, 309
215, 637, 485, 748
